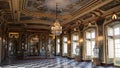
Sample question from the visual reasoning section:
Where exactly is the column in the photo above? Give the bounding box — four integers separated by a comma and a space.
96, 18, 105, 63
79, 23, 84, 61
60, 34, 63, 56
79, 31, 84, 61
67, 30, 71, 58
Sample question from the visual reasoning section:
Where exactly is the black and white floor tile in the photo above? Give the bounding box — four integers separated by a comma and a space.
0, 57, 117, 68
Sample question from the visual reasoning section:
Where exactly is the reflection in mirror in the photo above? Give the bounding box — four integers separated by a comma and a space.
48, 37, 54, 57
28, 35, 39, 56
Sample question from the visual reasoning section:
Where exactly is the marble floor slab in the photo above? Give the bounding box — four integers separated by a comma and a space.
0, 57, 118, 68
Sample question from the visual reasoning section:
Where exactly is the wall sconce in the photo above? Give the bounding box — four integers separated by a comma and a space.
67, 40, 71, 44
98, 36, 103, 41
79, 39, 83, 42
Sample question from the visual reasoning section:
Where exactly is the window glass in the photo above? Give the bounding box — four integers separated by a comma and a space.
56, 38, 60, 54
115, 39, 120, 57
114, 27, 120, 35
63, 43, 67, 53
108, 39, 114, 58
72, 33, 79, 56
86, 32, 91, 39
85, 29, 95, 57
107, 22, 120, 59
107, 27, 113, 36
63, 37, 68, 55
91, 32, 95, 38
63, 37, 67, 42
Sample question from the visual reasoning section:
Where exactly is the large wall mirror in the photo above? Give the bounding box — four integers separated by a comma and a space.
8, 32, 19, 58
26, 33, 52, 58
27, 34, 39, 56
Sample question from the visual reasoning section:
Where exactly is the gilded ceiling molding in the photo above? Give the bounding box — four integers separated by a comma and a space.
20, 20, 51, 25
9, 0, 20, 22
27, 25, 50, 30
63, 0, 113, 25
71, 0, 99, 16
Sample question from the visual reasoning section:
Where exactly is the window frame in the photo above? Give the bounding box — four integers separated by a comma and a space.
71, 32, 79, 58
84, 28, 96, 60
62, 36, 68, 56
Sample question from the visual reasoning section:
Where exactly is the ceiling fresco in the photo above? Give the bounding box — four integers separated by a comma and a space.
0, 0, 120, 30
24, 0, 92, 15
20, 12, 66, 23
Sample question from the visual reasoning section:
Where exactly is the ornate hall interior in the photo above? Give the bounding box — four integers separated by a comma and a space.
0, 0, 120, 68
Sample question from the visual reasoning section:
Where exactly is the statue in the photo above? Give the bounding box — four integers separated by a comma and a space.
75, 45, 80, 56
93, 46, 99, 58
40, 47, 45, 57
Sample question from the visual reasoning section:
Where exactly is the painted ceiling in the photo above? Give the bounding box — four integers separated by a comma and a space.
0, 0, 120, 30
24, 0, 91, 15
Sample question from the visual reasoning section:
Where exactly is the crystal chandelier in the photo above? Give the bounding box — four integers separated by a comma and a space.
51, 4, 62, 36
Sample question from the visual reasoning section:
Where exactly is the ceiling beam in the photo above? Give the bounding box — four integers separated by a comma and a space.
26, 25, 50, 30
10, 0, 20, 22
19, 20, 52, 25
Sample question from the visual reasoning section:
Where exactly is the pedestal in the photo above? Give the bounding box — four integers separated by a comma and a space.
93, 58, 100, 65
75, 56, 81, 61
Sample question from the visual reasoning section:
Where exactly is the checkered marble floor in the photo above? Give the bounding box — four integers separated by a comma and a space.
0, 57, 117, 68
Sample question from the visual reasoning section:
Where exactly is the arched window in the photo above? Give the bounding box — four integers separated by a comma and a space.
62, 36, 68, 56
85, 28, 96, 60
56, 38, 60, 55
71, 33, 79, 58
106, 21, 120, 65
